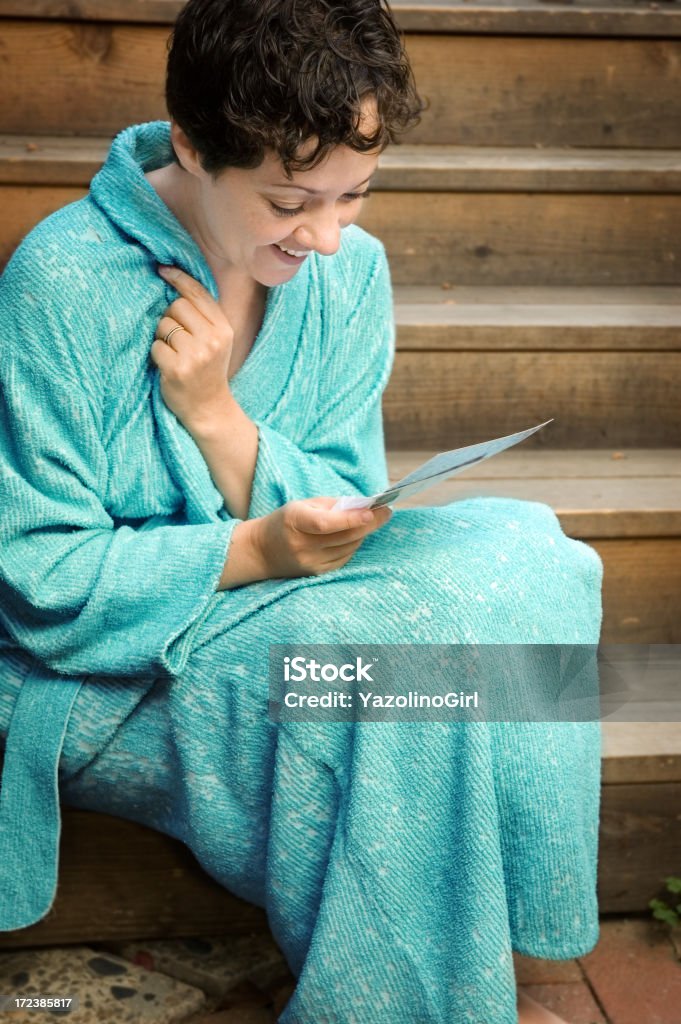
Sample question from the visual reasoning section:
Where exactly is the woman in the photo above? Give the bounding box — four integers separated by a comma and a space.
0, 1, 603, 1021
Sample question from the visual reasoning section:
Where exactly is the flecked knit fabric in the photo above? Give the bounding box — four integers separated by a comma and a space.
0, 121, 604, 1024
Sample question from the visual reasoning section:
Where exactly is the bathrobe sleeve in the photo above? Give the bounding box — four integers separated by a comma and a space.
0, 256, 237, 680
247, 240, 395, 519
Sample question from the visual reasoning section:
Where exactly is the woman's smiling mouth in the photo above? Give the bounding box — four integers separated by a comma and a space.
272, 243, 310, 264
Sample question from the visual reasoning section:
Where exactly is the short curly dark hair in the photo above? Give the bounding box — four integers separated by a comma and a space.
165, 0, 424, 178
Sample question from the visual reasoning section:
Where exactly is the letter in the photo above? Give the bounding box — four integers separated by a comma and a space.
289, 656, 307, 683
308, 659, 322, 681
339, 663, 354, 682
356, 657, 374, 682
284, 692, 300, 707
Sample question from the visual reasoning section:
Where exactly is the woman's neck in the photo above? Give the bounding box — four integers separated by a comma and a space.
144, 163, 262, 301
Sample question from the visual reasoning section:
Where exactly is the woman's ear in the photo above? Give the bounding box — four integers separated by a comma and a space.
170, 120, 203, 177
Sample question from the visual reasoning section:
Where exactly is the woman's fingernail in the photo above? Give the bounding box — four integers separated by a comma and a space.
157, 264, 173, 276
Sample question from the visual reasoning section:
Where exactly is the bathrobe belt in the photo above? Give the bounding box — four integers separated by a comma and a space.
0, 668, 83, 931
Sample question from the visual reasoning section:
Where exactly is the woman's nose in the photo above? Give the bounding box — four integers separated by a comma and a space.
296, 214, 342, 257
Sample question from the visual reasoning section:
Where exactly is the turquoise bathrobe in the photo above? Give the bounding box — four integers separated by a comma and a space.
0, 122, 604, 1024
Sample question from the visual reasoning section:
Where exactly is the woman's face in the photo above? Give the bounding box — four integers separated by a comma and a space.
171, 97, 382, 287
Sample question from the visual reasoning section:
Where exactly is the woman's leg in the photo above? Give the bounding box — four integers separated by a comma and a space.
59, 498, 602, 1024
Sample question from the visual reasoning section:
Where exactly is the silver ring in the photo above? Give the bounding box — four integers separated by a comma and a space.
163, 325, 185, 345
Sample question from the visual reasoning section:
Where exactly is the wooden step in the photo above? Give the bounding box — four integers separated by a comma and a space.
375, 145, 681, 194
0, 446, 678, 946
1, 19, 680, 147
3, 0, 681, 37
384, 349, 681, 446
6, 137, 681, 193
0, 722, 678, 948
387, 286, 681, 449
358, 191, 681, 286
384, 304, 681, 445
394, 284, 681, 350
383, 448, 681, 644
5, 181, 679, 285
3, 137, 681, 284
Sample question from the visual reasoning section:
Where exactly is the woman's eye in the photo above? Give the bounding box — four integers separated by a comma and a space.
270, 203, 303, 218
343, 190, 372, 204
269, 190, 372, 218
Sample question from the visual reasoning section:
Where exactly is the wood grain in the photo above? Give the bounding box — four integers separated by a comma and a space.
383, 351, 681, 448
597, 782, 681, 914
0, 778, 676, 948
2, 0, 680, 38
5, 136, 681, 193
386, 449, 681, 538
357, 192, 681, 286
0, 811, 268, 949
404, 35, 681, 148
6, 183, 681, 286
1, 23, 681, 147
593, 537, 681, 644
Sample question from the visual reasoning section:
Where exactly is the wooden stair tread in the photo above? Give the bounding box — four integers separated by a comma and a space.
386, 448, 681, 538
376, 145, 681, 193
394, 284, 681, 349
4, 135, 681, 192
2, 0, 680, 37
601, 722, 681, 783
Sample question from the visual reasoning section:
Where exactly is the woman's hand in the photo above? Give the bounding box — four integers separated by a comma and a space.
150, 265, 234, 432
252, 497, 393, 580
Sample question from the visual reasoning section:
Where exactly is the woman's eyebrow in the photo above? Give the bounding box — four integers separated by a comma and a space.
266, 174, 374, 194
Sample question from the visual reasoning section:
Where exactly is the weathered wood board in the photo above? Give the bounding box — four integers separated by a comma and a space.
1, 22, 680, 147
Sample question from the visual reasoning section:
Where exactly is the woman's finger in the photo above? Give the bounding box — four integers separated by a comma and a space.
320, 513, 389, 546
149, 337, 176, 369
162, 297, 212, 336
156, 317, 193, 352
158, 265, 224, 327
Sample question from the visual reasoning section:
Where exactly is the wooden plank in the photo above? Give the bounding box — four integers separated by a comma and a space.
358, 192, 681, 286
0, 810, 268, 949
5, 136, 681, 194
601, 723, 681, 785
0, 134, 112, 185
385, 449, 681, 538
395, 285, 681, 352
0, 778, 673, 946
1, 24, 681, 148
1, 185, 86, 269
5, 182, 681, 286
391, 1, 681, 38
594, 538, 681, 644
2, 0, 680, 38
0, 21, 168, 137
404, 35, 681, 148
391, 448, 681, 479
383, 351, 681, 448
375, 145, 681, 194
598, 782, 681, 913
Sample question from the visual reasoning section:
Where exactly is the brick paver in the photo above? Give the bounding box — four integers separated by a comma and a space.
578, 918, 681, 1024
518, 982, 607, 1023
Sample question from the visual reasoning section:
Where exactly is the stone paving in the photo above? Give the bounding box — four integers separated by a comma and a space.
0, 916, 678, 1023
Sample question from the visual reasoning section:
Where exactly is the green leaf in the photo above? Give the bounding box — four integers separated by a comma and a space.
665, 876, 681, 894
652, 907, 678, 927
649, 899, 668, 911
